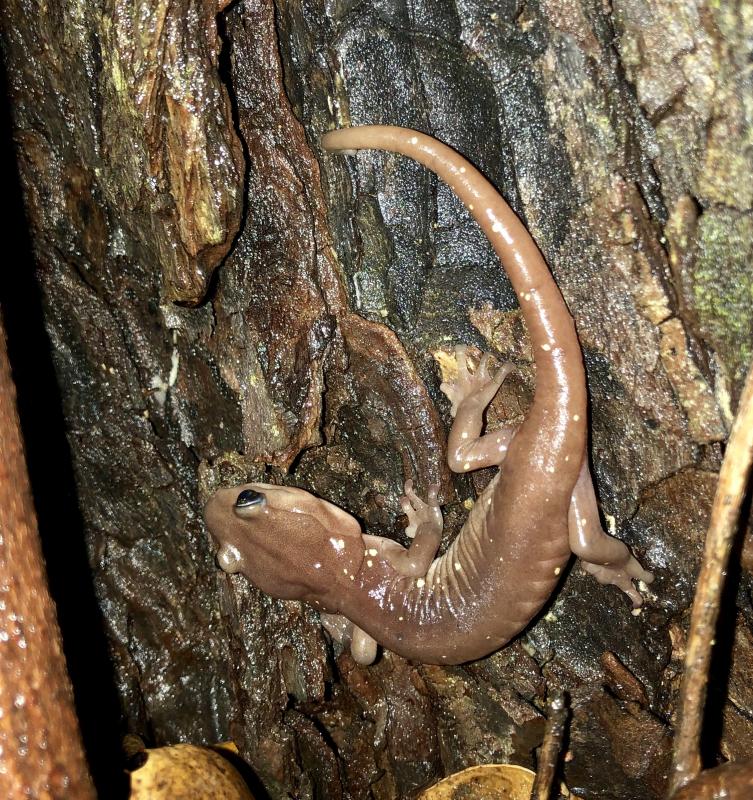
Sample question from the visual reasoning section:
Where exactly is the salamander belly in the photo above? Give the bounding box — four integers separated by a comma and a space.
338, 525, 568, 665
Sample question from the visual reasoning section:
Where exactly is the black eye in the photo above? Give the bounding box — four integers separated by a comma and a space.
235, 489, 265, 509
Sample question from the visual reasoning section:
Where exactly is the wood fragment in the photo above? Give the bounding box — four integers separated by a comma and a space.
600, 651, 650, 707
530, 692, 568, 800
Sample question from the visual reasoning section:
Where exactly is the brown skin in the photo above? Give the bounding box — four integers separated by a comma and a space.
204, 126, 652, 665
204, 484, 365, 609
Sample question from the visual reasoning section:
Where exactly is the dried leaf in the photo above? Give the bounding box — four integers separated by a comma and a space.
417, 763, 535, 799
129, 744, 253, 799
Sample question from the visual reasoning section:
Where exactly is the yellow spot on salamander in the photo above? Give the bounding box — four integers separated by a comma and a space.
416, 578, 426, 588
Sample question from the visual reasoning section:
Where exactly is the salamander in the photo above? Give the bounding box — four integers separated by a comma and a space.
203, 125, 653, 665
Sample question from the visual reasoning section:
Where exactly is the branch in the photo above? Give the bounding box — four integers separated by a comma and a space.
668, 361, 753, 795
0, 314, 94, 798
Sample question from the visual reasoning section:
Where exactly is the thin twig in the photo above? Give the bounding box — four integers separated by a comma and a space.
668, 362, 753, 796
530, 692, 568, 800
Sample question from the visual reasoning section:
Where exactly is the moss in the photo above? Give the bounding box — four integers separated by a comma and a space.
693, 209, 753, 390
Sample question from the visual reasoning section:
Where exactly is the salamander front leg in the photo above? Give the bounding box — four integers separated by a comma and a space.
320, 613, 378, 665
440, 345, 517, 472
569, 460, 654, 606
351, 625, 378, 665
380, 481, 443, 577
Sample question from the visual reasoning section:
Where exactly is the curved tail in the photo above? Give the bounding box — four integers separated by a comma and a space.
322, 125, 586, 482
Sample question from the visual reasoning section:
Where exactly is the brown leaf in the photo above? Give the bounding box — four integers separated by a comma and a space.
129, 744, 254, 799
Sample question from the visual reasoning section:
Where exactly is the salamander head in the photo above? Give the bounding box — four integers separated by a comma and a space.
203, 483, 363, 601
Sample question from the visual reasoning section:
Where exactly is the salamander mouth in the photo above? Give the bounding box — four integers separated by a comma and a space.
203, 491, 233, 542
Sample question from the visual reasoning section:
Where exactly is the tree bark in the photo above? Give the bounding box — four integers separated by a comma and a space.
1, 0, 751, 798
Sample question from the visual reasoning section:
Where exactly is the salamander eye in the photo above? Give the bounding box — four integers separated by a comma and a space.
234, 489, 265, 514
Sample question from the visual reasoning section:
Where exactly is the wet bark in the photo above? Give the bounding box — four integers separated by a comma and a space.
1, 0, 751, 798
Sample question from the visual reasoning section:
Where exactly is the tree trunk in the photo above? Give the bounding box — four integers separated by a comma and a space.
1, 1, 751, 798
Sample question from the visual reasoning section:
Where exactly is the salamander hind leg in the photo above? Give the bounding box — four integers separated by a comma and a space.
569, 461, 654, 607
440, 345, 516, 472
581, 560, 652, 608
441, 345, 513, 417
